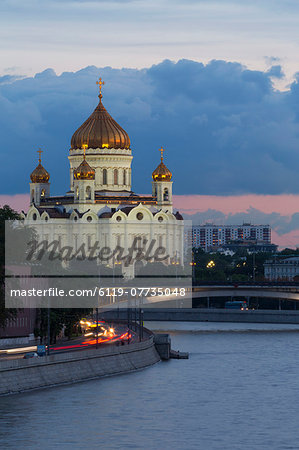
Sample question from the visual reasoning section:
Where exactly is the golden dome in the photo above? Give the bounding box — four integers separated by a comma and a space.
73, 153, 95, 180
30, 151, 50, 183
71, 77, 130, 150
152, 147, 172, 182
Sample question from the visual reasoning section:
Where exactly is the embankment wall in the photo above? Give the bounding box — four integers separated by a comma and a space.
0, 337, 160, 396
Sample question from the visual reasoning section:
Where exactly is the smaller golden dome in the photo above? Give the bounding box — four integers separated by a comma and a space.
30, 150, 50, 183
152, 147, 172, 182
74, 150, 95, 180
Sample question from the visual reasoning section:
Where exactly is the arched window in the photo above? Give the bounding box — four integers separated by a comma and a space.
123, 169, 126, 186
41, 189, 45, 198
76, 186, 79, 199
31, 190, 34, 202
114, 169, 118, 185
86, 186, 91, 200
163, 188, 169, 201
103, 169, 107, 185
153, 187, 157, 199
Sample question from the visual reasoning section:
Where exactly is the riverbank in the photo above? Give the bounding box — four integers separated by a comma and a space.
0, 337, 160, 396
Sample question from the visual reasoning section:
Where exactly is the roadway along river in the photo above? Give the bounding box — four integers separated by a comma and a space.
1, 322, 299, 449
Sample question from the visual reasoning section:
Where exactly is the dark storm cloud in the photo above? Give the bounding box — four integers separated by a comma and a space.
1, 59, 299, 196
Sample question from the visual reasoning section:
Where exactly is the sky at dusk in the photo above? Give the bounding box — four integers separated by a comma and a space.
1, 0, 299, 88
2, 0, 299, 248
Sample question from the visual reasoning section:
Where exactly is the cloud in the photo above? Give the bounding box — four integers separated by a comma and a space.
0, 74, 24, 85
1, 59, 299, 196
0, 194, 29, 212
173, 194, 299, 216
3, 0, 299, 84
4, 192, 299, 248
272, 229, 299, 249
181, 207, 288, 234
267, 65, 285, 79
180, 206, 299, 248
172, 193, 299, 248
264, 56, 281, 66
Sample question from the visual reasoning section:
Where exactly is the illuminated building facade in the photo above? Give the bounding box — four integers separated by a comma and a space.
186, 224, 271, 252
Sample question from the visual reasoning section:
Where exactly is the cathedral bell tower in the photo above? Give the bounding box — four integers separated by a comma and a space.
29, 150, 50, 206
152, 147, 173, 213
73, 146, 95, 205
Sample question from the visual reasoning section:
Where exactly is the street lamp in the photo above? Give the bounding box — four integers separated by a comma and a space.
206, 260, 215, 269
47, 304, 50, 356
96, 307, 99, 349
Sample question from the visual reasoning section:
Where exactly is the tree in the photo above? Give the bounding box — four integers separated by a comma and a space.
61, 309, 92, 340
279, 248, 299, 256
34, 308, 91, 344
0, 205, 20, 328
0, 205, 94, 339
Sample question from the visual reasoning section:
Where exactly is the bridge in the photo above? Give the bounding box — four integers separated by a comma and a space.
192, 282, 299, 301
98, 281, 299, 308
137, 282, 299, 305
101, 282, 299, 324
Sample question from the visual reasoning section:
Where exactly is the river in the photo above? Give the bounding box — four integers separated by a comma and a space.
1, 322, 299, 449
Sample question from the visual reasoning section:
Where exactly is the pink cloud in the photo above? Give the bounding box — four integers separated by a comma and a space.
271, 230, 299, 249
0, 194, 29, 212
173, 194, 299, 248
173, 194, 299, 216
2, 193, 299, 248
4, 193, 299, 216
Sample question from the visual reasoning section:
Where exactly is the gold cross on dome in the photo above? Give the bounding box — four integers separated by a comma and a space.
159, 146, 165, 161
37, 149, 42, 163
96, 77, 105, 98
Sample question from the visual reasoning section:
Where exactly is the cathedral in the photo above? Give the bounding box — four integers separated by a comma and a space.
23, 78, 184, 277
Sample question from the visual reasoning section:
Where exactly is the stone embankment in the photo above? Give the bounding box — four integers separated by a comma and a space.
0, 337, 160, 396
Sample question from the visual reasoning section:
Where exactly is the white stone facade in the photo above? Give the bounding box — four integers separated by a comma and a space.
264, 257, 299, 281
68, 147, 133, 192
25, 204, 184, 265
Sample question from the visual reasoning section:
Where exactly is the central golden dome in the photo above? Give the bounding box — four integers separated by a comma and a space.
71, 78, 130, 150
